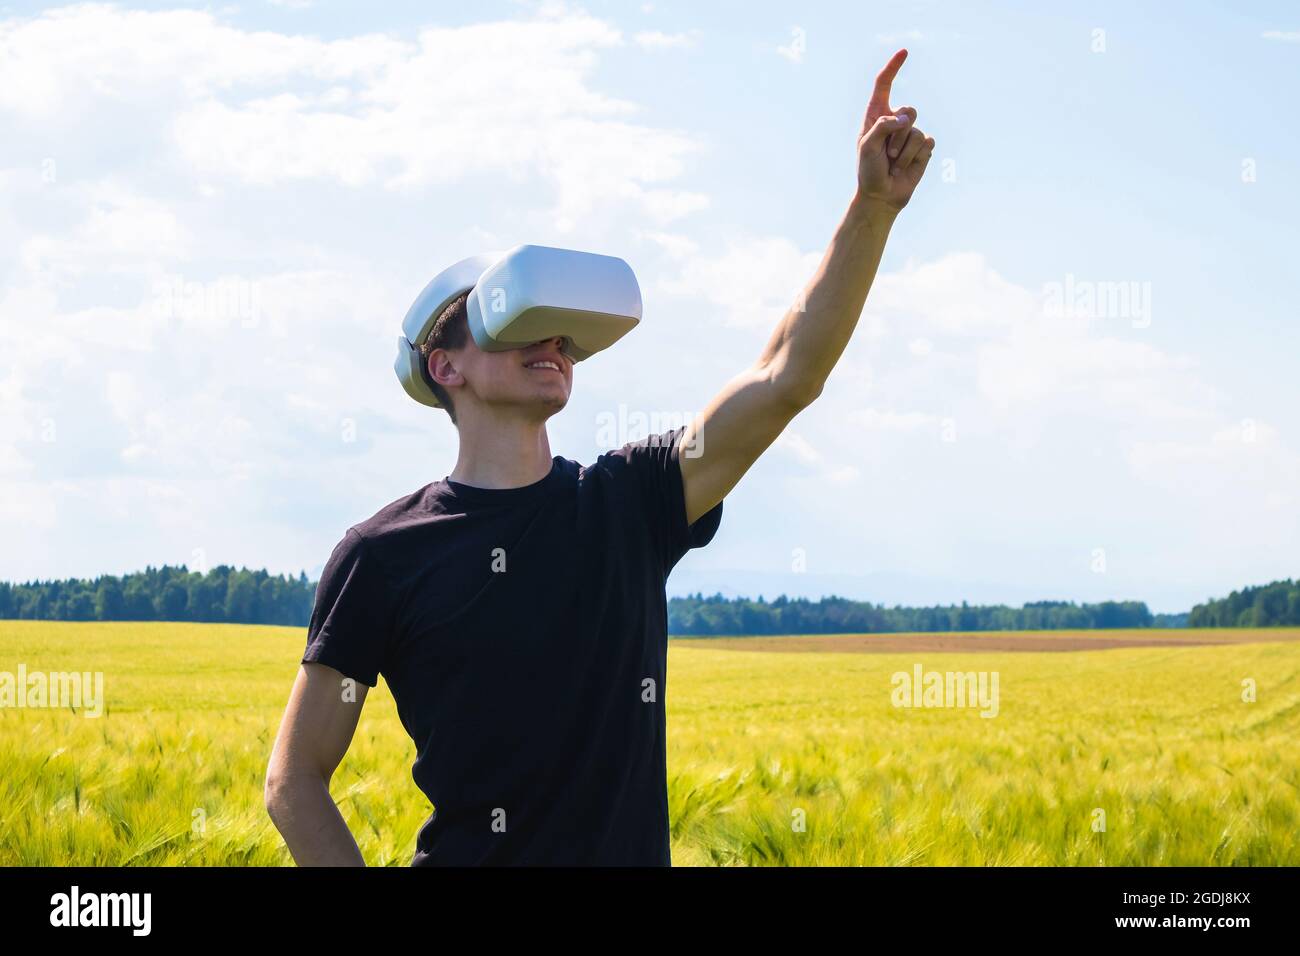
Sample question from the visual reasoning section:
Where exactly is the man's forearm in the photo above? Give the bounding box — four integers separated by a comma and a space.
266, 773, 367, 866
759, 195, 900, 406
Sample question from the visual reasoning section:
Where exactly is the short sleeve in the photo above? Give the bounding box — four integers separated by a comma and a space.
607, 425, 724, 576
301, 528, 394, 687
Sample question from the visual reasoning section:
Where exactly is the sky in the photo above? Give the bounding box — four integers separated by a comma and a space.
1, 1, 1297, 613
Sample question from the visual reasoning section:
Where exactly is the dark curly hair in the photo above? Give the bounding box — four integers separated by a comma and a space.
418, 291, 470, 423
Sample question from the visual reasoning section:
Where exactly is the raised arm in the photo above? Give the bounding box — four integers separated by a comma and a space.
680, 49, 935, 524
265, 662, 371, 866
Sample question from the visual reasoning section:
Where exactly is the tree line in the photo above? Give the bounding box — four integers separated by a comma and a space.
13, 567, 1300, 632
666, 594, 1187, 635
1187, 579, 1300, 627
0, 565, 314, 626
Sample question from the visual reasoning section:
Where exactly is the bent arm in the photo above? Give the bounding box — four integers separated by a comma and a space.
265, 662, 370, 866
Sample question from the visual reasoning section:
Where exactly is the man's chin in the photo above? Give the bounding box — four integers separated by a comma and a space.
528, 389, 569, 414
485, 388, 569, 418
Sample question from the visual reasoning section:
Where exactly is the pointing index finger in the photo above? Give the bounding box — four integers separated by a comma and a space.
868, 48, 908, 117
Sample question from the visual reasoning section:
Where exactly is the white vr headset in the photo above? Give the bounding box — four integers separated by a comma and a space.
394, 244, 642, 408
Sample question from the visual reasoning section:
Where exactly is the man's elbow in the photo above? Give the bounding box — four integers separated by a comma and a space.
263, 768, 289, 824
264, 764, 314, 826
771, 372, 823, 410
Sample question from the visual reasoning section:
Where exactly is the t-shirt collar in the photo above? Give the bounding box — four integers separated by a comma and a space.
436, 457, 563, 506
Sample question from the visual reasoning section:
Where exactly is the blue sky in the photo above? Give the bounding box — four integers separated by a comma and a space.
1, 1, 1297, 612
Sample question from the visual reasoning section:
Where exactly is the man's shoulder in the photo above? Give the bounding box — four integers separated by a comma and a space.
345, 483, 444, 551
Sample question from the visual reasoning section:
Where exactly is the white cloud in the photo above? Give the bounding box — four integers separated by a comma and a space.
773, 429, 860, 484
19, 181, 192, 280
657, 235, 824, 328
0, 5, 395, 116
634, 29, 700, 50
639, 230, 700, 259
0, 5, 706, 228
866, 252, 1036, 336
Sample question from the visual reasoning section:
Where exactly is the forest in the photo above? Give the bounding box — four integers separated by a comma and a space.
0, 565, 1239, 632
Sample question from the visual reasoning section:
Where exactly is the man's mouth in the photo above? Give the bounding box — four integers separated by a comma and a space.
524, 359, 564, 375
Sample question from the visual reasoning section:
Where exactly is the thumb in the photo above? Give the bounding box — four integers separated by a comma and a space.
860, 113, 909, 154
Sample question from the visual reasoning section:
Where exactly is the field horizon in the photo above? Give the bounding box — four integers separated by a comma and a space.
672, 627, 1300, 654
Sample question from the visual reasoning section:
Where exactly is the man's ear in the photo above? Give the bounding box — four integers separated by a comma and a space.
426, 351, 449, 387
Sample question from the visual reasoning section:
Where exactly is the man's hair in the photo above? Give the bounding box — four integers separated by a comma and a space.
418, 291, 470, 424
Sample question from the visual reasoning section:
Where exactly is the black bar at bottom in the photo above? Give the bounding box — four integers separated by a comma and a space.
0, 865, 1291, 940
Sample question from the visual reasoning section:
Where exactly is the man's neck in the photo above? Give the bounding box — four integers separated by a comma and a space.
447, 414, 554, 490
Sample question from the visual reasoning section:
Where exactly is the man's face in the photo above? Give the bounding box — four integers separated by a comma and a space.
432, 334, 573, 419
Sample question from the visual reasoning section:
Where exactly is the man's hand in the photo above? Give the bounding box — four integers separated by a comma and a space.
856, 49, 934, 211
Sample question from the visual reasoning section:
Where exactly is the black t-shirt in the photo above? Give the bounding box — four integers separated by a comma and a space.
301, 424, 724, 866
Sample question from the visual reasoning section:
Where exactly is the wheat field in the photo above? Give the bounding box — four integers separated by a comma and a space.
1, 621, 1297, 866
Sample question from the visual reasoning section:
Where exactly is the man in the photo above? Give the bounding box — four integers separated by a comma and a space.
264, 49, 934, 866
